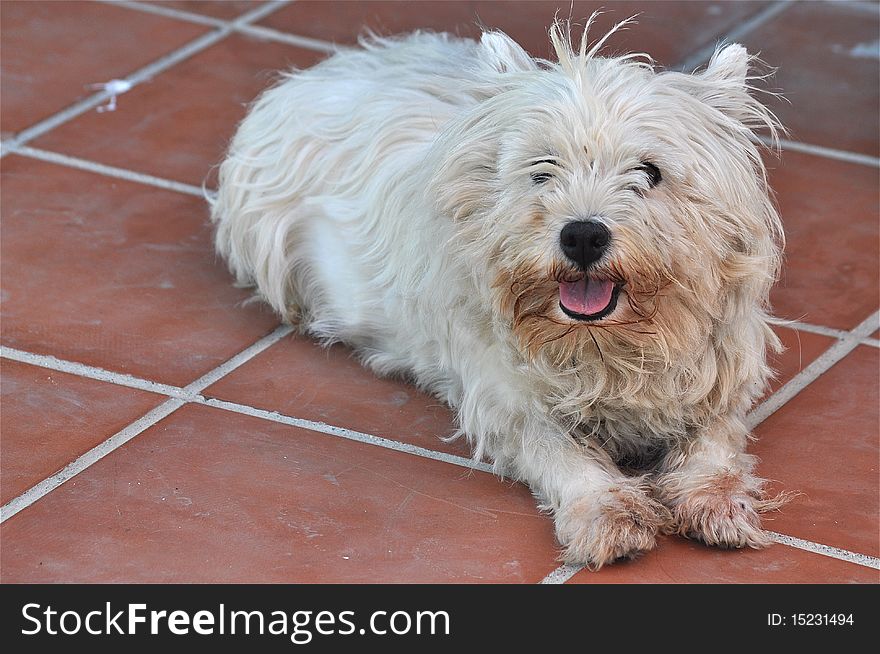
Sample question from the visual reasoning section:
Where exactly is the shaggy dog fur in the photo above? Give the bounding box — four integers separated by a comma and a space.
211, 18, 788, 568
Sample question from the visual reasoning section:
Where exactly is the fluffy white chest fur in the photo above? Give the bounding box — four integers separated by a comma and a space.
212, 20, 788, 568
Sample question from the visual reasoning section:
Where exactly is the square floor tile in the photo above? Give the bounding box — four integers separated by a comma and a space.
768, 150, 879, 331
0, 404, 559, 582
754, 346, 879, 557
0, 359, 164, 505
567, 535, 878, 583
0, 156, 278, 386
741, 1, 880, 156
259, 0, 770, 66
0, 0, 208, 136
33, 34, 326, 188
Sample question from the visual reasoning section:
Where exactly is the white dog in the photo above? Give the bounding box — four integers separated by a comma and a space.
211, 18, 787, 568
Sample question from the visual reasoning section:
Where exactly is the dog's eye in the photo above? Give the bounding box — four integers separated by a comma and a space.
639, 161, 662, 187
531, 171, 554, 184
530, 159, 557, 185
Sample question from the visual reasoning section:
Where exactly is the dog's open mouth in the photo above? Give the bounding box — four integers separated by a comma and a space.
558, 276, 620, 321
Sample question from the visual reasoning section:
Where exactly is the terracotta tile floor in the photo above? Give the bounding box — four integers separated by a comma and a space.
1, 1, 877, 584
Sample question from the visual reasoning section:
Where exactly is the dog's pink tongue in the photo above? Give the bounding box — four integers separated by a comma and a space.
559, 277, 613, 315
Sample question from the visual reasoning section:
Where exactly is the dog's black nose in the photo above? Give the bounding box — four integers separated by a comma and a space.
559, 220, 611, 269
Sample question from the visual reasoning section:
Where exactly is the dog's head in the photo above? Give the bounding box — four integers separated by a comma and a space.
432, 19, 783, 372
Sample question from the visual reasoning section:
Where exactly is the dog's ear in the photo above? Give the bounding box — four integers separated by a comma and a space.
480, 31, 537, 73
695, 43, 756, 119
703, 43, 749, 87
670, 43, 780, 136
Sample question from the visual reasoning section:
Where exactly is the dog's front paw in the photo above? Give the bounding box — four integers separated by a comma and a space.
661, 471, 789, 549
555, 482, 671, 569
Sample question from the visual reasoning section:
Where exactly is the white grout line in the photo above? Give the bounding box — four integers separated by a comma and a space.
0, 0, 289, 158
768, 532, 880, 571
0, 346, 496, 476
9, 146, 210, 198
0, 398, 186, 523
784, 320, 848, 340
757, 135, 880, 168
111, 0, 341, 54
181, 325, 294, 393
0, 346, 190, 400
539, 563, 585, 584
196, 396, 494, 474
104, 0, 228, 28
1, 325, 293, 401
777, 320, 877, 348
0, 325, 292, 524
781, 322, 878, 347
0, 336, 491, 476
235, 23, 342, 53
746, 310, 880, 430
540, 532, 880, 583
676, 0, 793, 72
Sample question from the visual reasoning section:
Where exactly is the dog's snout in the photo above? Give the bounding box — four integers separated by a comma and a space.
559, 220, 610, 269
